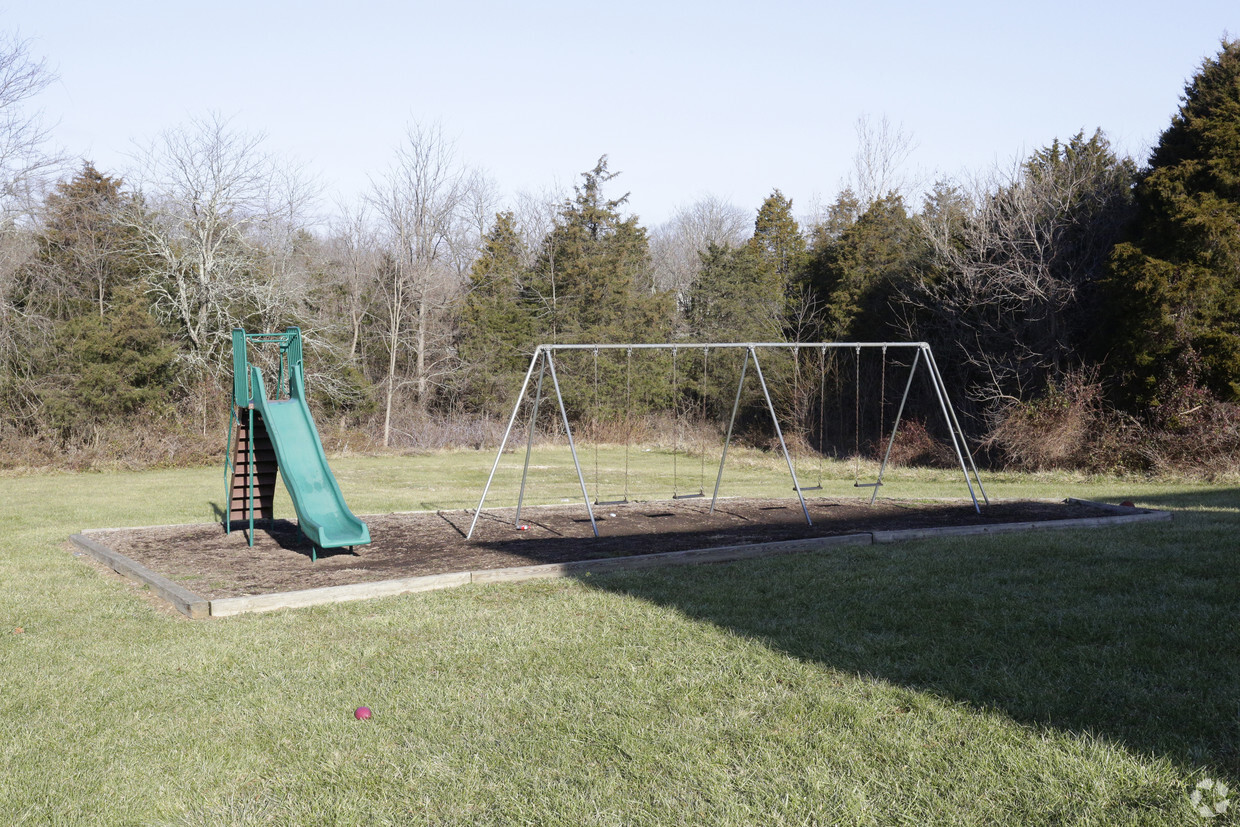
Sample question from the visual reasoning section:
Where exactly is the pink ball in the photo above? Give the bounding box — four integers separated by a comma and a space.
354, 706, 372, 720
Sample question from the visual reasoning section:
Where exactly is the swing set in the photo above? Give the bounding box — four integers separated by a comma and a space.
467, 341, 986, 540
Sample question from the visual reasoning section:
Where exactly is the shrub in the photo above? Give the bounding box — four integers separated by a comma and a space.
885, 419, 958, 468
986, 371, 1102, 471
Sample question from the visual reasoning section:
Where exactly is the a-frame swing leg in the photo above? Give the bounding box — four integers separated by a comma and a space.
467, 348, 545, 541
922, 345, 985, 513
514, 355, 547, 528
750, 347, 812, 527
925, 346, 989, 506
546, 352, 598, 538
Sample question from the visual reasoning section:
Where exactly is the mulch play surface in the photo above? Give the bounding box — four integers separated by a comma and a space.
90, 497, 1110, 600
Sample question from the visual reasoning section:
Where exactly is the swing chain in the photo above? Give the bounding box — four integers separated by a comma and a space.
817, 345, 827, 488
879, 345, 888, 458
624, 347, 632, 503
854, 345, 861, 481
792, 344, 801, 484
592, 347, 600, 504
671, 346, 679, 497
699, 346, 708, 492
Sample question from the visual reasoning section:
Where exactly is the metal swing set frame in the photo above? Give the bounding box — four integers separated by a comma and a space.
466, 341, 988, 540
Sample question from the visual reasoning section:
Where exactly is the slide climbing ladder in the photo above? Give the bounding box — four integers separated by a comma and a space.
227, 409, 276, 528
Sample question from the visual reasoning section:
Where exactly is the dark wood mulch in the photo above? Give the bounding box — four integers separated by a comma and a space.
85, 497, 1111, 600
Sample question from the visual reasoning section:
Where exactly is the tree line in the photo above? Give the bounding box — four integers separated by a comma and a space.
1, 36, 1238, 475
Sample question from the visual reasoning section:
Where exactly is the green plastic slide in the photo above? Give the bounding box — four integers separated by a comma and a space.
249, 364, 371, 550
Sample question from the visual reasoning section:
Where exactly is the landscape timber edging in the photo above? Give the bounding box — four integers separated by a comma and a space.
69, 532, 210, 619
871, 505, 1171, 543
70, 499, 1171, 619
211, 533, 874, 616
208, 572, 473, 617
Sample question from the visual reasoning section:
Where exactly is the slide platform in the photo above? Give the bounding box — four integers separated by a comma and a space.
249, 364, 370, 550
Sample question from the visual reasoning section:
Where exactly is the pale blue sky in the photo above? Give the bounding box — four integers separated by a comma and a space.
10, 0, 1240, 225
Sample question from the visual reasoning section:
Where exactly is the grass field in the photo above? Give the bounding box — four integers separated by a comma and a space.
1, 445, 1237, 824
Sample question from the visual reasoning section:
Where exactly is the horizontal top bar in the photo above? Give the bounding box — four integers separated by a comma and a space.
535, 342, 928, 352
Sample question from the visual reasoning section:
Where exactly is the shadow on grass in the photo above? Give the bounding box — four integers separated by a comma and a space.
1127, 487, 1240, 512
585, 489, 1240, 778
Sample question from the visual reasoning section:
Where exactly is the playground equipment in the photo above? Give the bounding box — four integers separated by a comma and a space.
467, 341, 987, 540
225, 327, 370, 559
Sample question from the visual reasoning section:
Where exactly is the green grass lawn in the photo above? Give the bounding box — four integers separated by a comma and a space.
0, 446, 1236, 824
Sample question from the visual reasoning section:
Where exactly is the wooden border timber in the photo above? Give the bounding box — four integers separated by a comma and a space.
208, 572, 472, 617
873, 507, 1170, 543
70, 499, 1171, 619
69, 533, 210, 619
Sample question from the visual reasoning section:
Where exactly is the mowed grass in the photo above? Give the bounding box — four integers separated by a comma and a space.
0, 445, 1237, 824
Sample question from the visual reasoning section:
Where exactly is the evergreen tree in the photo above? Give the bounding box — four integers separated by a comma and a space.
810, 187, 862, 246
17, 162, 178, 441
1104, 40, 1240, 405
41, 287, 178, 436
806, 192, 920, 340
31, 162, 141, 320
748, 190, 807, 281
458, 212, 536, 414
525, 156, 672, 346
685, 243, 782, 342
745, 189, 808, 329
520, 157, 673, 418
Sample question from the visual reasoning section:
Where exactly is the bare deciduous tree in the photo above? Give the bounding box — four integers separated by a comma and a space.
367, 122, 478, 444
325, 200, 379, 362
0, 34, 61, 430
454, 168, 500, 276
513, 185, 564, 268
849, 114, 917, 209
904, 132, 1135, 413
124, 114, 312, 366
650, 194, 750, 303
0, 33, 60, 209
121, 114, 318, 431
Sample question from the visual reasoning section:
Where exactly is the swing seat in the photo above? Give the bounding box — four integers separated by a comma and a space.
595, 497, 629, 506
793, 484, 824, 492
672, 492, 705, 500
853, 481, 883, 488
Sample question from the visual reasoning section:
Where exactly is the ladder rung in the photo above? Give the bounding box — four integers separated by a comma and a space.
231, 465, 276, 475
231, 473, 274, 482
